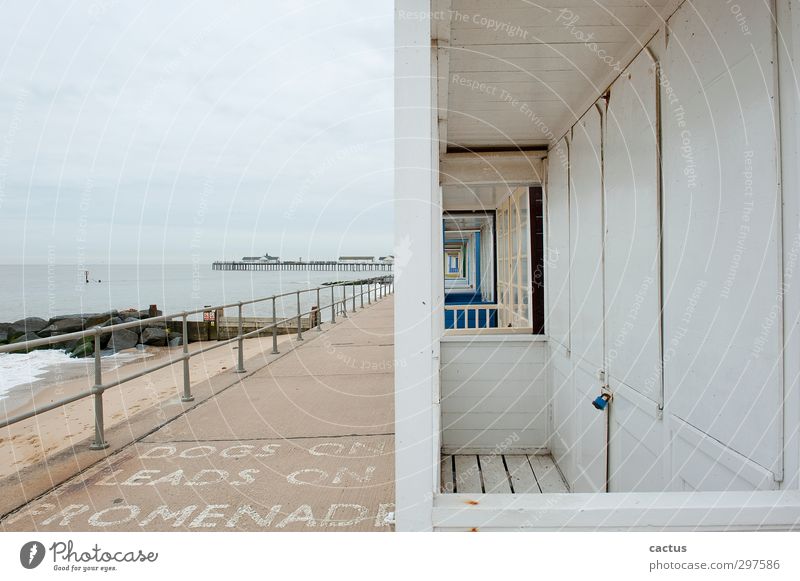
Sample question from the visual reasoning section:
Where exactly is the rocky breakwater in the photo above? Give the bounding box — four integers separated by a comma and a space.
0, 308, 187, 358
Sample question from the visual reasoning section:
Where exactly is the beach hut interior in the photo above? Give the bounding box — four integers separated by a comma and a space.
395, 0, 800, 530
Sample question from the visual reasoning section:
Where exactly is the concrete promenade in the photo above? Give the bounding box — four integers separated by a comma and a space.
1, 297, 395, 532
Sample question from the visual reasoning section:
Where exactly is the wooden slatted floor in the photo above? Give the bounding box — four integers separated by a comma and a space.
441, 454, 569, 494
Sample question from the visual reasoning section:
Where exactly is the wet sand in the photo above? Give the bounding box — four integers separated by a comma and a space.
0, 335, 294, 480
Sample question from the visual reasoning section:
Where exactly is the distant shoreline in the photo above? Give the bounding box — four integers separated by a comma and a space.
0, 265, 388, 322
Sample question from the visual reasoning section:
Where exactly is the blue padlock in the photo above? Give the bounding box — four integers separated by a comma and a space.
592, 393, 611, 410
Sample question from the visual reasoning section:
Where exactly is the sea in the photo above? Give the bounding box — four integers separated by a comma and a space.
0, 263, 386, 397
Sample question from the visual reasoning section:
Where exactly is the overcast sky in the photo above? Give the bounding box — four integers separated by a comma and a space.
0, 0, 393, 264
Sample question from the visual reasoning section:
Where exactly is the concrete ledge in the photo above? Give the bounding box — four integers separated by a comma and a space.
433, 491, 800, 531
441, 333, 547, 342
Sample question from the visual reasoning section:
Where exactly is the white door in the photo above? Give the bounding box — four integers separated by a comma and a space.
603, 51, 665, 492
546, 141, 575, 481
568, 103, 607, 493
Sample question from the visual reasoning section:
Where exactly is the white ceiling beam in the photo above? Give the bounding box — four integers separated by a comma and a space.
440, 150, 545, 186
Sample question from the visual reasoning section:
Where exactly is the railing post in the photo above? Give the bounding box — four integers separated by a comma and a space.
89, 327, 109, 450
316, 288, 322, 331
352, 284, 356, 311
236, 302, 246, 373
360, 282, 364, 308
296, 291, 304, 340
272, 297, 279, 354
342, 285, 348, 318
368, 281, 372, 304
181, 314, 194, 402
331, 285, 336, 323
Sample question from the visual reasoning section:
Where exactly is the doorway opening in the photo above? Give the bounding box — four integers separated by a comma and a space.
443, 186, 544, 333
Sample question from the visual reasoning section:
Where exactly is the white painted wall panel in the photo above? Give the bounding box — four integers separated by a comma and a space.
670, 418, 778, 492
608, 385, 666, 492
603, 48, 667, 493
569, 106, 605, 371
546, 140, 571, 350
453, 1, 792, 505
571, 364, 607, 492
547, 11, 785, 493
546, 107, 608, 493
546, 138, 576, 490
394, 0, 438, 531
661, 2, 783, 478
776, 0, 800, 491
566, 105, 608, 492
441, 339, 548, 452
548, 349, 575, 489
604, 50, 662, 402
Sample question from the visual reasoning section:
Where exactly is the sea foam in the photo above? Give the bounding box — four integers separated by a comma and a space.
0, 350, 144, 397
0, 350, 79, 396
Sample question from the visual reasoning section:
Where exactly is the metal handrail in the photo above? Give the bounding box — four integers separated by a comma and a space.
445, 303, 497, 330
0, 275, 394, 450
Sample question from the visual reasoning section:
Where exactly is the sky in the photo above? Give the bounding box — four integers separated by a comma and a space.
0, 0, 394, 264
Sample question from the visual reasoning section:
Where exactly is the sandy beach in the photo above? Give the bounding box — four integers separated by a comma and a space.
0, 334, 295, 480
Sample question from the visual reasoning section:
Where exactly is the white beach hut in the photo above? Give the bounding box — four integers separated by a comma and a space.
394, 0, 800, 531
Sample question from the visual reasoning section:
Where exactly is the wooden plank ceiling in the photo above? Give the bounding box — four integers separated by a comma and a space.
434, 0, 672, 150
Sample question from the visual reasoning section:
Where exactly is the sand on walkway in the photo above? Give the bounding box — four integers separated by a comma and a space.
0, 334, 294, 480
